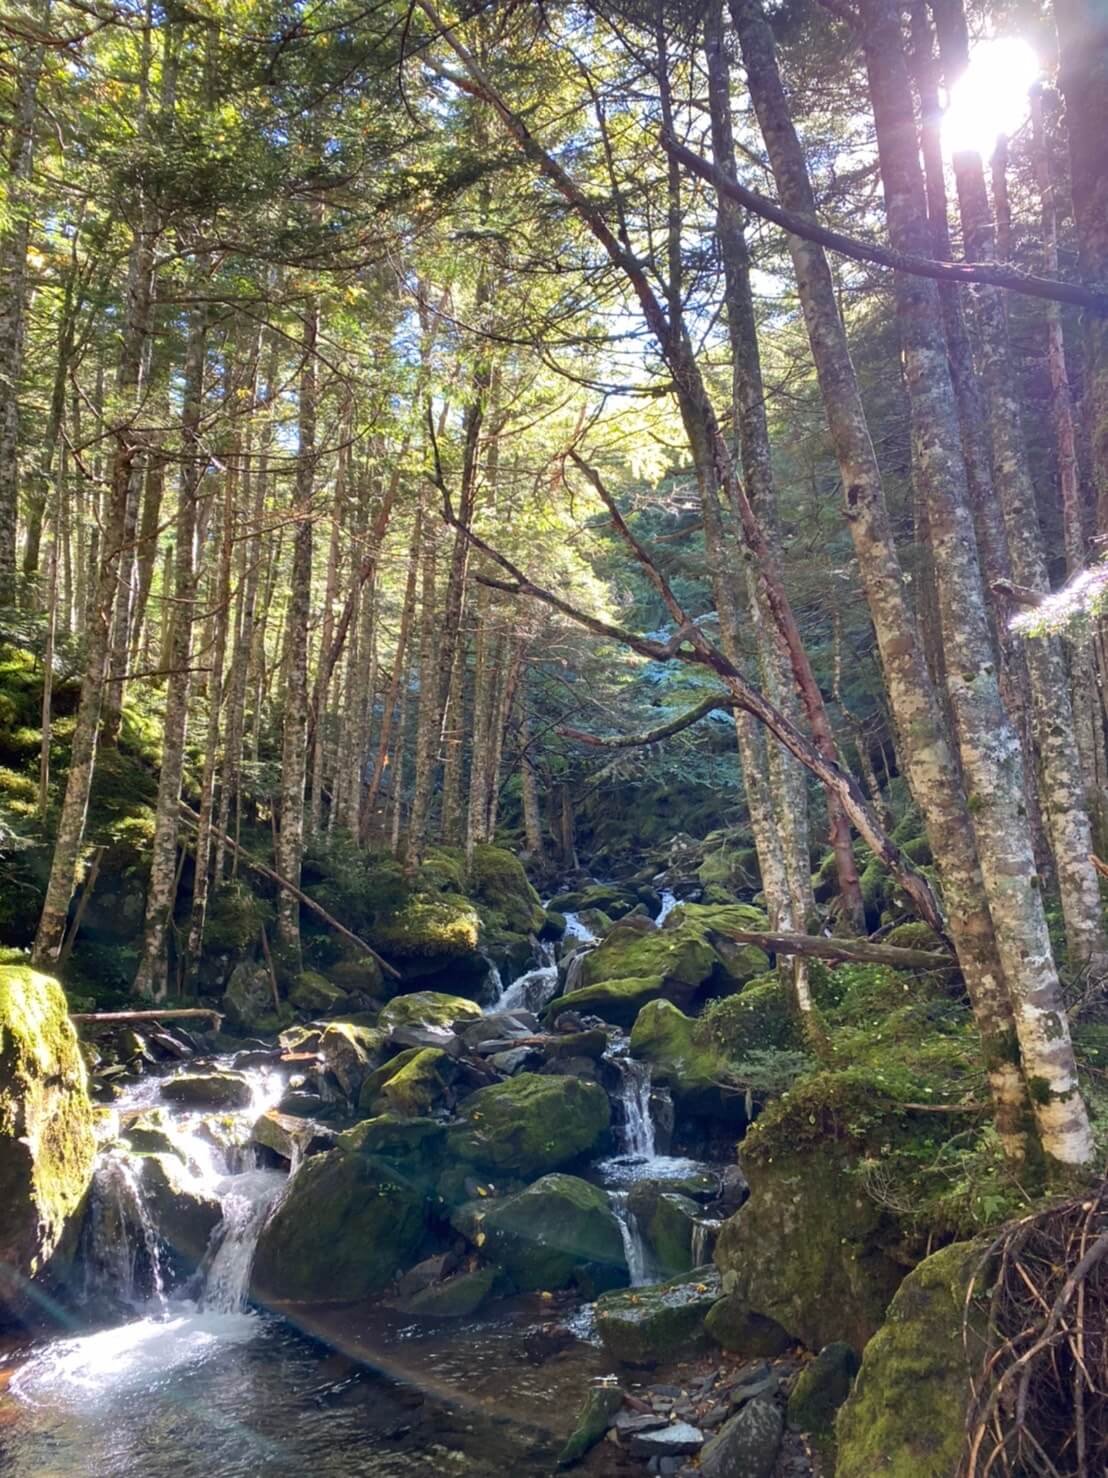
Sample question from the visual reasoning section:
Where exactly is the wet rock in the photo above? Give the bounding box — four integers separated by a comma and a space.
231, 1048, 282, 1071
399, 1265, 496, 1319
161, 1070, 253, 1110
786, 1341, 859, 1434
251, 1108, 335, 1164
394, 1252, 457, 1297
251, 1147, 426, 1303
489, 1045, 540, 1075
279, 1025, 323, 1053
0, 964, 96, 1322
628, 1185, 704, 1277
289, 970, 348, 1015
543, 1028, 608, 1062
122, 1109, 178, 1157
448, 1072, 610, 1179
596, 1267, 721, 1366
699, 1398, 782, 1478
378, 991, 482, 1048
336, 1113, 446, 1169
277, 1090, 330, 1118
719, 1165, 750, 1213
139, 1153, 222, 1270
461, 1009, 539, 1046
630, 1422, 704, 1457
467, 1173, 627, 1292
521, 1323, 574, 1364
557, 1384, 624, 1466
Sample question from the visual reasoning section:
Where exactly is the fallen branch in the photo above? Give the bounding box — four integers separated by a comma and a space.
707, 925, 954, 971
557, 693, 734, 748
177, 802, 401, 979
71, 1007, 223, 1025
661, 131, 1108, 314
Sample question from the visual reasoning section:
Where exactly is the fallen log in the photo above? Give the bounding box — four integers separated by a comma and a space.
707, 926, 954, 971
177, 801, 401, 979
70, 1008, 223, 1025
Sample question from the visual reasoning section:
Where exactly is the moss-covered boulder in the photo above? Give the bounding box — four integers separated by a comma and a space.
468, 845, 545, 936
378, 990, 482, 1038
0, 965, 96, 1321
627, 1183, 706, 1276
357, 1046, 456, 1117
448, 1073, 610, 1179
251, 1147, 426, 1303
464, 1174, 627, 1292
336, 1113, 447, 1179
703, 1293, 793, 1357
714, 1074, 910, 1354
122, 1109, 177, 1157
400, 1263, 497, 1318
557, 1384, 625, 1467
371, 894, 481, 962
222, 961, 277, 1034
787, 1341, 859, 1436
138, 1153, 222, 1270
319, 1022, 384, 1099
289, 970, 347, 1015
836, 1242, 977, 1477
546, 974, 667, 1028
596, 1266, 721, 1366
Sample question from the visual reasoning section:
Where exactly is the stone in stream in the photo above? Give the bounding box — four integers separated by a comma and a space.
447, 1072, 610, 1179
488, 1045, 540, 1075
289, 970, 348, 1015
557, 1384, 625, 1467
698, 1397, 783, 1478
378, 991, 483, 1037
0, 964, 97, 1323
122, 1108, 177, 1156
461, 1173, 628, 1293
398, 1264, 497, 1318
461, 1009, 539, 1046
251, 1108, 335, 1164
357, 1046, 457, 1116
161, 1070, 253, 1110
138, 1153, 222, 1270
596, 1267, 722, 1366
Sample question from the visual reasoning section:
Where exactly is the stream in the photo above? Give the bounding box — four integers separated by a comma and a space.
0, 890, 725, 1476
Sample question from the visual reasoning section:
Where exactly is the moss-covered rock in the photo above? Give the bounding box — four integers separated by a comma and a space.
371, 894, 481, 960
400, 1263, 497, 1318
319, 1022, 384, 1099
222, 961, 291, 1035
546, 974, 667, 1028
289, 970, 347, 1015
160, 1071, 254, 1110
336, 1113, 447, 1174
467, 845, 545, 936
787, 1341, 859, 1435
596, 1266, 721, 1366
466, 1174, 627, 1292
557, 1384, 625, 1467
448, 1073, 610, 1179
378, 990, 482, 1037
138, 1153, 222, 1270
122, 1109, 177, 1157
703, 1293, 793, 1357
0, 965, 96, 1320
836, 1242, 977, 1477
627, 1184, 705, 1276
358, 1046, 456, 1117
250, 1148, 426, 1303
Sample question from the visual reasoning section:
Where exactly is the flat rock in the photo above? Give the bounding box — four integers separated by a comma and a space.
161, 1070, 253, 1109
629, 1421, 704, 1457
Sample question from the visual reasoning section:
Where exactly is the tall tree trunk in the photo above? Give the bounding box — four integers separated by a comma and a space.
933, 0, 1108, 976
731, 0, 1032, 1157
364, 510, 420, 839
405, 502, 440, 864
0, 26, 44, 605
132, 308, 207, 1000
274, 300, 318, 974
519, 692, 545, 865
860, 0, 1091, 1164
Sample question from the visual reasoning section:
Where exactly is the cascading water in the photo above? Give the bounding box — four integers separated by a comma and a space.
655, 889, 678, 926
614, 1055, 656, 1160
609, 1191, 652, 1287
199, 1166, 288, 1313
489, 938, 559, 1014
81, 1151, 167, 1312
562, 911, 598, 944
691, 1218, 722, 1269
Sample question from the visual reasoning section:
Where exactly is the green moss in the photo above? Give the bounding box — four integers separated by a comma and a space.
289, 970, 347, 1014
202, 882, 271, 954
467, 844, 545, 935
547, 973, 668, 1028
250, 1148, 427, 1303
469, 1173, 626, 1291
372, 894, 480, 959
596, 1267, 721, 1366
378, 991, 483, 1035
0, 964, 96, 1313
448, 1073, 610, 1179
358, 1047, 455, 1117
835, 1242, 979, 1478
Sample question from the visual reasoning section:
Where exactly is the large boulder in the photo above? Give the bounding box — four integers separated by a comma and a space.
467, 845, 545, 936
222, 960, 290, 1035
714, 1073, 909, 1354
251, 1147, 426, 1303
289, 970, 347, 1015
378, 990, 482, 1042
596, 1266, 721, 1366
699, 1397, 783, 1478
546, 974, 667, 1029
466, 1174, 627, 1292
836, 1242, 977, 1478
447, 1073, 610, 1179
630, 1000, 740, 1121
627, 1182, 710, 1277
319, 1021, 384, 1099
581, 904, 768, 1001
161, 1070, 254, 1110
371, 894, 481, 963
0, 965, 96, 1322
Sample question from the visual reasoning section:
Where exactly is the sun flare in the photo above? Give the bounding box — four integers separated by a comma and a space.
942, 37, 1040, 157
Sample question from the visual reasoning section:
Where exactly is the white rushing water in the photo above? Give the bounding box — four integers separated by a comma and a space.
562, 910, 598, 944
490, 938, 559, 1013
614, 1055, 656, 1159
609, 1191, 652, 1287
654, 889, 678, 926
12, 1058, 288, 1415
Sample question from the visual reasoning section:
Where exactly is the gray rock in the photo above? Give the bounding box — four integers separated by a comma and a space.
630, 1421, 704, 1457
699, 1398, 783, 1478
786, 1340, 859, 1433
557, 1384, 624, 1466
251, 1108, 335, 1164
161, 1070, 252, 1109
489, 1046, 540, 1075
461, 1010, 539, 1045
729, 1373, 779, 1406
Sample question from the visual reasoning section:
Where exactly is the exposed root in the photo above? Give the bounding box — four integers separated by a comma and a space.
961, 1178, 1108, 1476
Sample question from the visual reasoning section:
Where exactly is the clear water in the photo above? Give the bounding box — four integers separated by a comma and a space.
489, 939, 559, 1014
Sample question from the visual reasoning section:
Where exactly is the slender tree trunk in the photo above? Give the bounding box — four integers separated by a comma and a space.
364, 510, 420, 837
274, 300, 318, 974
0, 28, 44, 605
861, 0, 1091, 1164
439, 610, 467, 846
519, 695, 545, 865
133, 308, 207, 1000
405, 502, 440, 864
732, 0, 1032, 1157
934, 0, 1108, 975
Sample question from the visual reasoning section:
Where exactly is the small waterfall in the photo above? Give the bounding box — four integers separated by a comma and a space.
615, 1056, 656, 1159
610, 1192, 651, 1286
490, 938, 559, 1013
655, 889, 678, 926
200, 1168, 287, 1313
82, 1152, 167, 1312
563, 911, 598, 944
691, 1218, 722, 1269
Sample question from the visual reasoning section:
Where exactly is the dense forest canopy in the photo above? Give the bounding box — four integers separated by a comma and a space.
3, 0, 1108, 1471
